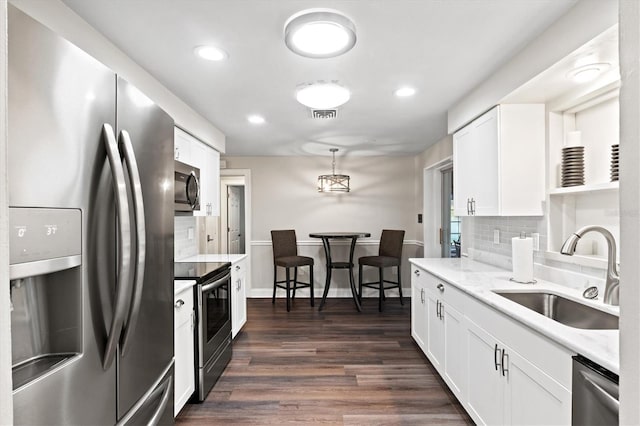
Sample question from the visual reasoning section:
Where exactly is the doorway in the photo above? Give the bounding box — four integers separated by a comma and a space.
440, 167, 461, 258
227, 185, 245, 254
219, 171, 251, 256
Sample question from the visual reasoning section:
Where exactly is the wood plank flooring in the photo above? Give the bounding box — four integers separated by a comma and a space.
176, 297, 473, 425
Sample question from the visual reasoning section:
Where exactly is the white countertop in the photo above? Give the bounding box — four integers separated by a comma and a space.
409, 257, 619, 374
174, 279, 196, 295
180, 253, 248, 263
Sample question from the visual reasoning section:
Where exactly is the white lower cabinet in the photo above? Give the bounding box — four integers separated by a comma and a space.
231, 256, 248, 338
411, 265, 572, 425
174, 286, 195, 416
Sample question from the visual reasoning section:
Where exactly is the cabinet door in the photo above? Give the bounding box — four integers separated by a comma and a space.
453, 126, 475, 216
466, 319, 504, 426
410, 271, 428, 352
231, 259, 247, 338
174, 128, 192, 163
503, 348, 571, 425
471, 107, 500, 216
174, 288, 195, 416
426, 292, 445, 371
192, 141, 220, 217
443, 302, 466, 400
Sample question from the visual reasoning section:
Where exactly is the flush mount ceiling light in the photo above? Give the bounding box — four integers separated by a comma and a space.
296, 82, 350, 109
567, 63, 611, 83
284, 9, 356, 58
194, 45, 228, 61
318, 148, 350, 193
394, 86, 417, 97
247, 114, 266, 125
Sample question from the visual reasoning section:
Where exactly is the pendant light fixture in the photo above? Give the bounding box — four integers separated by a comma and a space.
318, 148, 350, 192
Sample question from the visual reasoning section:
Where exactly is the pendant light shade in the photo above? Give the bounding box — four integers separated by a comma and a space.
318, 148, 350, 192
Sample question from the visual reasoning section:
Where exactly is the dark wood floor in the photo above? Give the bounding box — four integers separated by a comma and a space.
176, 297, 473, 425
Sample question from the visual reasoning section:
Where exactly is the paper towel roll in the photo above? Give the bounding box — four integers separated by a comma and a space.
512, 236, 534, 283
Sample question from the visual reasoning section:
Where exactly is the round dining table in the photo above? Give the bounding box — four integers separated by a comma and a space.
309, 232, 371, 312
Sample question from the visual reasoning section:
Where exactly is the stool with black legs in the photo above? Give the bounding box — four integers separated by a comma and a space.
271, 230, 314, 312
358, 229, 405, 312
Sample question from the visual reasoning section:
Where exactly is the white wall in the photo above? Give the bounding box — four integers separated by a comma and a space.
0, 0, 12, 421
619, 1, 640, 423
448, 0, 618, 132
9, 0, 225, 152
223, 156, 420, 299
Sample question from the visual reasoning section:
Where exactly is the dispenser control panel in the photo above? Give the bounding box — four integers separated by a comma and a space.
9, 207, 81, 264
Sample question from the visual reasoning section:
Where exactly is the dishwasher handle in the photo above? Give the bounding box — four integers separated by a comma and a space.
581, 371, 620, 416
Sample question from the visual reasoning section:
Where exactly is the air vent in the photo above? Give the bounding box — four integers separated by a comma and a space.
311, 109, 337, 119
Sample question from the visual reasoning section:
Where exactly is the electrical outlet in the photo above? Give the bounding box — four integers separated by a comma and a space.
493, 229, 500, 244
532, 233, 540, 251
417, 214, 423, 224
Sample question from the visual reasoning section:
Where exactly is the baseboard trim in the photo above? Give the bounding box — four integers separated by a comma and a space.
251, 240, 423, 247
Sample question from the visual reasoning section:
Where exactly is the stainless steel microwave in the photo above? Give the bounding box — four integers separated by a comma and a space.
175, 160, 200, 212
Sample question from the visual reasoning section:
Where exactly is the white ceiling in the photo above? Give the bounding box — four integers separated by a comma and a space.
61, 0, 578, 156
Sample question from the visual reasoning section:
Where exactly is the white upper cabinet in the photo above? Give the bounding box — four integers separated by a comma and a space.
174, 127, 220, 216
453, 104, 545, 216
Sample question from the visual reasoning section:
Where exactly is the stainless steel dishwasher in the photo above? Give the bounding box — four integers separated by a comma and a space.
572, 355, 619, 425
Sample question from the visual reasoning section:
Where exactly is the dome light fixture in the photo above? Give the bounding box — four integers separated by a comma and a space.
318, 148, 350, 193
284, 9, 356, 58
394, 86, 417, 97
247, 115, 266, 125
567, 63, 611, 83
296, 82, 351, 109
194, 45, 228, 61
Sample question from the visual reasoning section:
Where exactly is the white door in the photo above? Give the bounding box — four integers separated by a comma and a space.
426, 292, 445, 371
443, 303, 466, 400
411, 275, 428, 352
471, 107, 500, 216
227, 185, 243, 254
453, 126, 475, 216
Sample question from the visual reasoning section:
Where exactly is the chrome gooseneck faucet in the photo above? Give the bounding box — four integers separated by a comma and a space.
560, 225, 619, 305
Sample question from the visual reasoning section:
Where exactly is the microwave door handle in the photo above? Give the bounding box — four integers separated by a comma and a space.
118, 130, 146, 356
201, 272, 231, 292
187, 171, 200, 210
581, 372, 620, 415
101, 124, 133, 370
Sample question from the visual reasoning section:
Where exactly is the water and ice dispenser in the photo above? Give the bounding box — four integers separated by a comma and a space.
9, 207, 82, 390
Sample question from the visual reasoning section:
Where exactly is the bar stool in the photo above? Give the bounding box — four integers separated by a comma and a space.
271, 230, 314, 312
358, 229, 405, 312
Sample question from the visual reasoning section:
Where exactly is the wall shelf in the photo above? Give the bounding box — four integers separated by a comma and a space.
548, 181, 618, 196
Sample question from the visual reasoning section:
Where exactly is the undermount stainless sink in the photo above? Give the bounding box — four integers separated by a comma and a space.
494, 291, 619, 330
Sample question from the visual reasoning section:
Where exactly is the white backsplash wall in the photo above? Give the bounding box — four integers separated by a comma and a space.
174, 216, 198, 261
466, 216, 608, 291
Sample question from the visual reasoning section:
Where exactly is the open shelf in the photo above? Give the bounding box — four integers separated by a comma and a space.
548, 181, 618, 196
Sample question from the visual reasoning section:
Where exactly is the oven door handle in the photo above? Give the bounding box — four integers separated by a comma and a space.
201, 272, 231, 293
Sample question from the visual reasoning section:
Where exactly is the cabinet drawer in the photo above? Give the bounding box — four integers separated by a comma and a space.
174, 287, 194, 328
423, 271, 467, 312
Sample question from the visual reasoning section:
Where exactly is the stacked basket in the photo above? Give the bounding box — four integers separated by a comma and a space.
611, 144, 619, 182
561, 145, 585, 187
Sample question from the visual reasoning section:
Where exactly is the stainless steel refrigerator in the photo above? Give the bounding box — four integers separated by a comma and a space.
8, 5, 175, 424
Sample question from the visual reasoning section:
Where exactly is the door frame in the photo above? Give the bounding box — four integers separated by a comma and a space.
219, 169, 251, 258
423, 157, 453, 258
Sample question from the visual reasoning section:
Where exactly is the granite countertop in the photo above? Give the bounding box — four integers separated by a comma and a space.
181, 253, 248, 263
409, 257, 619, 374
174, 279, 197, 295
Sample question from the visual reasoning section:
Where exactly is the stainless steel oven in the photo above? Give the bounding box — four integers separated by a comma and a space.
175, 160, 200, 212
195, 267, 232, 401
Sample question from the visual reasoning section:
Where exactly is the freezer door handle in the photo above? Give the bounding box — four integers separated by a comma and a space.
147, 374, 173, 426
118, 130, 147, 356
102, 123, 133, 370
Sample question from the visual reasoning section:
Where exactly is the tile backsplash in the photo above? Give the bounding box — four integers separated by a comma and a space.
174, 216, 198, 261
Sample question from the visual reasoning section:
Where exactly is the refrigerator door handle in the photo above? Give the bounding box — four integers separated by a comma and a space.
118, 130, 147, 356
102, 123, 133, 370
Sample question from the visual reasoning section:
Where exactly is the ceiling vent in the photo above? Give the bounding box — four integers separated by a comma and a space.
311, 109, 338, 119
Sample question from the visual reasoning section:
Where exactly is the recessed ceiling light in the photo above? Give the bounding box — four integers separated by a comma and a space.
296, 82, 351, 109
567, 63, 611, 83
247, 115, 266, 125
284, 9, 356, 58
194, 45, 228, 61
394, 87, 416, 97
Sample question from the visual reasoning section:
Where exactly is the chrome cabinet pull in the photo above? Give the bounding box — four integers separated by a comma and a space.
471, 198, 476, 215
501, 349, 509, 376
119, 130, 147, 356
437, 283, 445, 292
414, 269, 420, 276
494, 344, 501, 371
420, 288, 425, 304
439, 303, 444, 320
466, 198, 471, 215
235, 265, 241, 271
102, 123, 132, 371
174, 299, 184, 308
